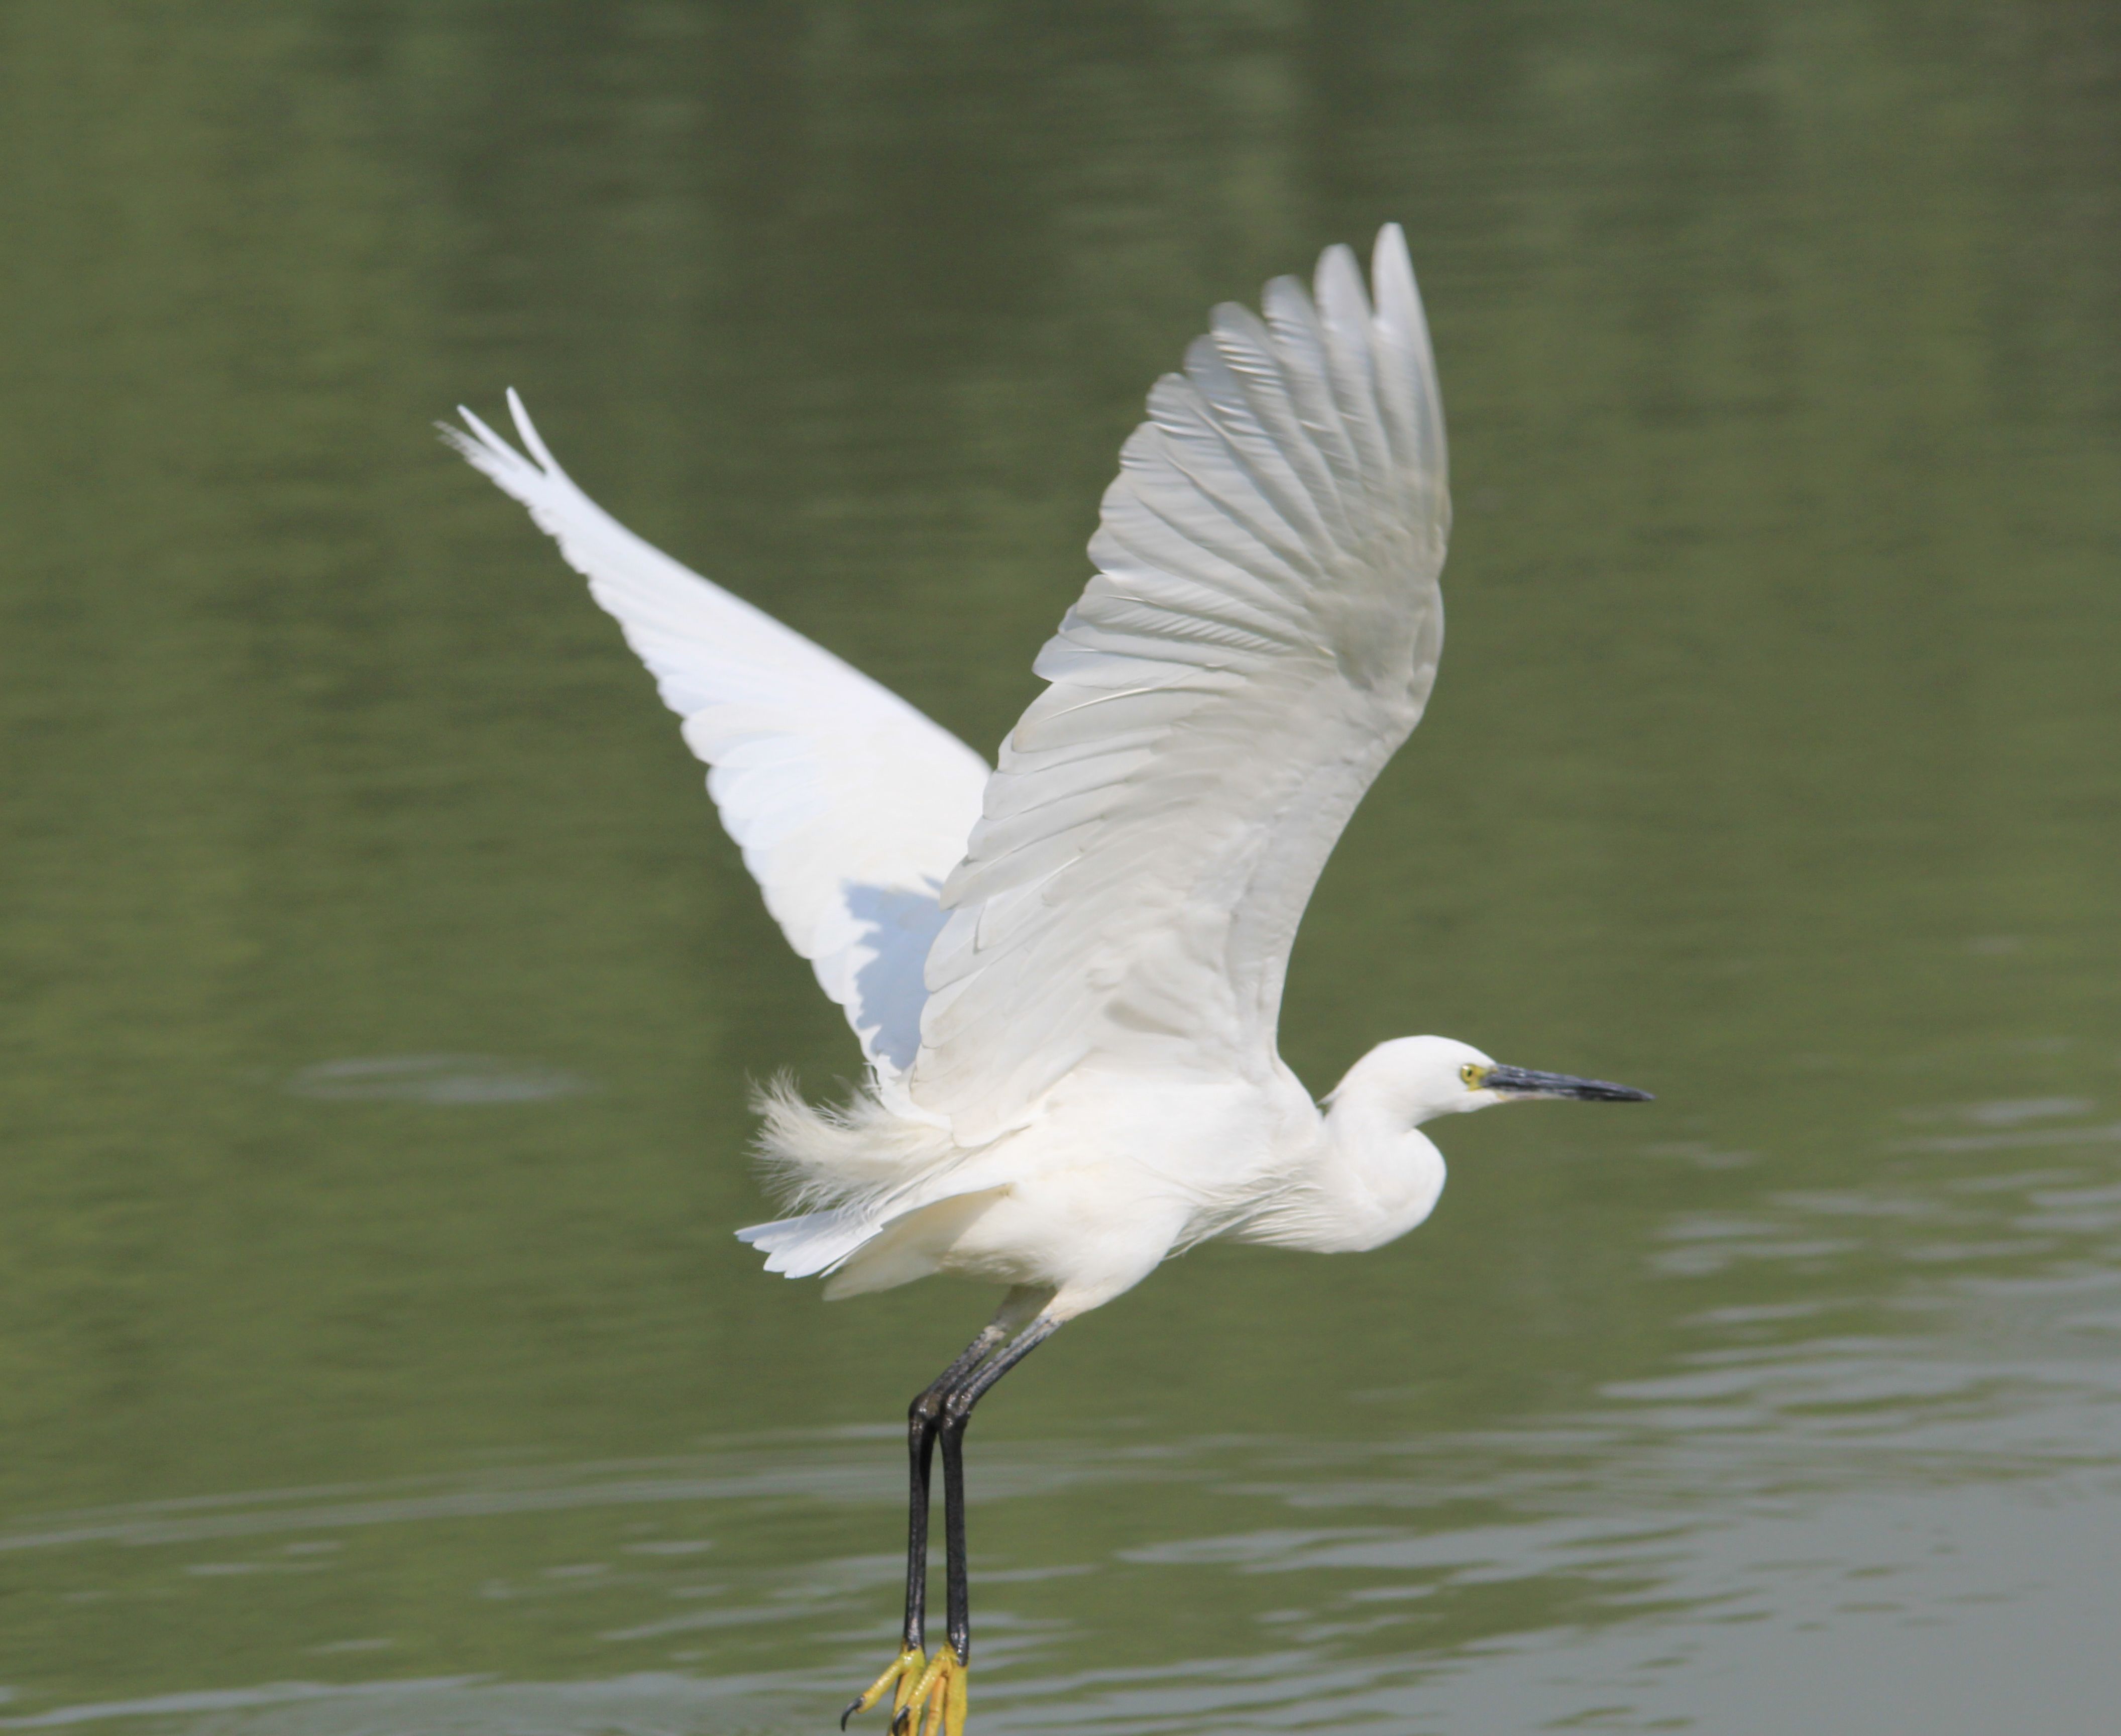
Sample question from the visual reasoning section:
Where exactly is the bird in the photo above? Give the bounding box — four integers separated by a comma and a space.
444, 224, 1650, 1736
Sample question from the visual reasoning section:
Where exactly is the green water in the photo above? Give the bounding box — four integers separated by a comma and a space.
3, 4, 2119, 1730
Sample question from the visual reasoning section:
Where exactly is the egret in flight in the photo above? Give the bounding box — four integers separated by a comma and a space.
446, 225, 1649, 1736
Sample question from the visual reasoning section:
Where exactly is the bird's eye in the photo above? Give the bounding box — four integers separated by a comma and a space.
1460, 1063, 1489, 1089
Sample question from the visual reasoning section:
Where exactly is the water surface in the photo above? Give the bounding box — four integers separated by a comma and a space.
3, 4, 2119, 1731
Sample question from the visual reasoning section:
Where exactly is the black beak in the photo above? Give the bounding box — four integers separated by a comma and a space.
1482, 1064, 1653, 1103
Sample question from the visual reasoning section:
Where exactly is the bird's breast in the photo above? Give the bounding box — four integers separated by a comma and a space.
926, 1068, 1319, 1310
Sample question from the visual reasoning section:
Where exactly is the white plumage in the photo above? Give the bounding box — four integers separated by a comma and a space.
442, 401, 990, 1084
446, 225, 1640, 1322
448, 226, 1651, 1731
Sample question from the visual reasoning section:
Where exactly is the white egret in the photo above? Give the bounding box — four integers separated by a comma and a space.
445, 225, 1649, 1736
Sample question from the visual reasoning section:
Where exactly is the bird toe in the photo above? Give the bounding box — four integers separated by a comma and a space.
886, 1643, 966, 1736
843, 1646, 926, 1729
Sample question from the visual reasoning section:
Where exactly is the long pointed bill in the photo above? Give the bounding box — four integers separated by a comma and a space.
1482, 1065, 1653, 1103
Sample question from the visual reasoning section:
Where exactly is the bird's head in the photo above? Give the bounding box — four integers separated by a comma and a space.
1327, 1034, 1653, 1128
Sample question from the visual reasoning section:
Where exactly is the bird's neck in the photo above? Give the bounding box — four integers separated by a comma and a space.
1238, 1086, 1447, 1254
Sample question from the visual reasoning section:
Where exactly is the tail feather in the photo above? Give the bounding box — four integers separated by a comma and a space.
727, 1069, 989, 1286
735, 1208, 882, 1279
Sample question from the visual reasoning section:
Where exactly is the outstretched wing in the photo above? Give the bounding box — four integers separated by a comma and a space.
912, 227, 1449, 1143
445, 394, 990, 1079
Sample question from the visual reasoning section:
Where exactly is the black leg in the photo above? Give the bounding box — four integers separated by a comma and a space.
900, 1322, 1009, 1653
936, 1313, 1065, 1666
842, 1288, 1057, 1733
903, 1417, 936, 1653
937, 1405, 968, 1667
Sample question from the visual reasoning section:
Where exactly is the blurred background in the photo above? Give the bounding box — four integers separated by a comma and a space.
2, 3, 2118, 1731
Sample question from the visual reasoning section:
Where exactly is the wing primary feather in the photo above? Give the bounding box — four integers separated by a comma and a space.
1259, 277, 1366, 514
1311, 245, 1394, 501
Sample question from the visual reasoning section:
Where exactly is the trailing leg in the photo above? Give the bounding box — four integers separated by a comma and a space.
939, 1312, 1065, 1665
895, 1307, 1066, 1736
841, 1288, 1055, 1733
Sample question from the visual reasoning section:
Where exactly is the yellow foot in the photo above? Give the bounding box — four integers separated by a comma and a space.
895, 1645, 967, 1736
841, 1646, 926, 1731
